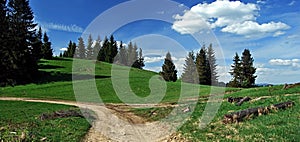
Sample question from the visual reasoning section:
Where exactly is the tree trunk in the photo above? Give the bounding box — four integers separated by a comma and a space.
223, 101, 294, 124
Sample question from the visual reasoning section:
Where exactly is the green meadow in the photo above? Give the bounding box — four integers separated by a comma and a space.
1, 58, 299, 141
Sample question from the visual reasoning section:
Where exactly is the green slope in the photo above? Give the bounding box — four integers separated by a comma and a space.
0, 57, 231, 103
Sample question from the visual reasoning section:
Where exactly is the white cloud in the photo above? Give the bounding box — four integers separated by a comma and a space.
221, 21, 290, 38
257, 0, 267, 4
60, 48, 68, 51
288, 1, 296, 6
172, 0, 290, 38
144, 56, 164, 63
172, 11, 210, 34
39, 22, 84, 33
269, 59, 300, 67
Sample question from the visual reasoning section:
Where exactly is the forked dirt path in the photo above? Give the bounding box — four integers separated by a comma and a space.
0, 97, 180, 142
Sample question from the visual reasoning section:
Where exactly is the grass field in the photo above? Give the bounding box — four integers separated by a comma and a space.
133, 85, 300, 141
0, 101, 91, 141
0, 58, 299, 141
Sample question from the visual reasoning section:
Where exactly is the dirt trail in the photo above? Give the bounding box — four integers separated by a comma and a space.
0, 97, 177, 142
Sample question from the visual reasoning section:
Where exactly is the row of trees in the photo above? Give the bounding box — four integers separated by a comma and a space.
0, 0, 52, 86
181, 44, 218, 85
228, 49, 257, 88
60, 35, 145, 69
160, 46, 257, 88
160, 44, 218, 85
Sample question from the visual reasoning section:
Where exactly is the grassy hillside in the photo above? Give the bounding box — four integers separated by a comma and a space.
0, 58, 233, 103
0, 101, 90, 141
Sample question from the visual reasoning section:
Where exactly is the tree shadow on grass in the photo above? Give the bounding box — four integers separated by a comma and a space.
51, 57, 73, 61
34, 71, 110, 84
39, 64, 65, 70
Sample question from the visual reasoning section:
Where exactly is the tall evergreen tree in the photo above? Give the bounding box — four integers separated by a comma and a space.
77, 37, 86, 59
63, 40, 76, 58
63, 41, 72, 57
0, 0, 11, 86
160, 52, 177, 82
98, 36, 108, 61
31, 26, 43, 60
240, 49, 257, 88
118, 41, 127, 65
207, 44, 218, 85
71, 42, 77, 58
7, 0, 38, 84
196, 46, 210, 85
93, 36, 101, 60
41, 32, 52, 59
132, 48, 145, 69
108, 35, 118, 63
86, 34, 93, 60
229, 53, 242, 87
182, 51, 198, 84
127, 41, 135, 66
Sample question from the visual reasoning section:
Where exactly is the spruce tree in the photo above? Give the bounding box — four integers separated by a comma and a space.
196, 46, 210, 85
127, 41, 135, 65
160, 52, 177, 82
8, 0, 38, 84
207, 44, 218, 85
86, 34, 93, 60
77, 37, 86, 59
0, 0, 10, 86
229, 53, 242, 87
132, 48, 145, 69
42, 32, 52, 59
71, 42, 76, 58
182, 51, 198, 84
108, 35, 118, 63
31, 26, 43, 60
93, 36, 101, 60
241, 49, 257, 88
98, 36, 108, 61
118, 41, 127, 66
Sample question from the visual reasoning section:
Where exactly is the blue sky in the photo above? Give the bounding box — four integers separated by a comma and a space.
30, 0, 300, 84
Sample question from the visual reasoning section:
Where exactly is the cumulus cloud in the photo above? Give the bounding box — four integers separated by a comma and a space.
172, 0, 290, 38
60, 48, 68, 51
221, 21, 290, 38
144, 56, 164, 63
269, 59, 300, 67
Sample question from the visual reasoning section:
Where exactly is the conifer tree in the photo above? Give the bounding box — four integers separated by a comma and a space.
41, 32, 53, 59
196, 46, 210, 85
127, 41, 135, 65
0, 0, 10, 86
207, 44, 218, 85
160, 52, 177, 82
77, 37, 86, 59
132, 48, 145, 69
93, 36, 101, 60
229, 53, 242, 87
7, 0, 38, 84
240, 49, 257, 88
63, 41, 72, 57
86, 34, 93, 60
182, 51, 198, 84
31, 26, 43, 60
118, 41, 127, 65
108, 35, 118, 63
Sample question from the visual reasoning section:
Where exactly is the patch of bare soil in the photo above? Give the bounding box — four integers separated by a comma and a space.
0, 97, 180, 142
